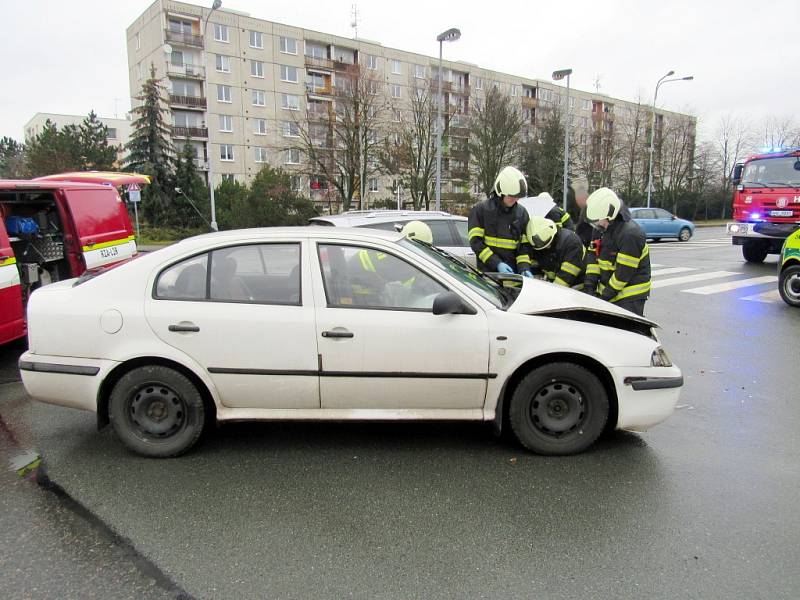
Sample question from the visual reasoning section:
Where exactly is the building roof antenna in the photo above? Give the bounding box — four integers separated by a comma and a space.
350, 4, 359, 38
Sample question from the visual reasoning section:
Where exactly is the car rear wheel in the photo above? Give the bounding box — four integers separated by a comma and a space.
109, 365, 205, 458
778, 265, 800, 307
678, 227, 692, 242
509, 362, 608, 455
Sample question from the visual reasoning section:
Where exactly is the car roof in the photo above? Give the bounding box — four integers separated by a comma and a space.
310, 210, 466, 227
183, 225, 404, 245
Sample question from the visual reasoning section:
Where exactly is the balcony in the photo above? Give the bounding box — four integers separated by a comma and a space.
522, 96, 538, 108
308, 107, 333, 122
306, 82, 333, 97
165, 29, 204, 48
193, 158, 210, 171
167, 62, 206, 79
305, 55, 334, 71
333, 60, 358, 74
169, 94, 207, 109
171, 126, 208, 139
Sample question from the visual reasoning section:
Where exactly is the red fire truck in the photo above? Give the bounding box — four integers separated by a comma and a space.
0, 172, 147, 345
726, 147, 800, 262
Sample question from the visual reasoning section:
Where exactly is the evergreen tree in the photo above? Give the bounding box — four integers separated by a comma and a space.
24, 120, 84, 177
214, 178, 250, 230
521, 107, 566, 198
80, 111, 118, 170
173, 141, 210, 229
124, 64, 176, 224
0, 137, 25, 178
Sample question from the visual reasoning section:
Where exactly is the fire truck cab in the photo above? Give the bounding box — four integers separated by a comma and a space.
0, 173, 146, 345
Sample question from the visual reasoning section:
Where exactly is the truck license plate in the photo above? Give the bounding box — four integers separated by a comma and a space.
769, 210, 793, 217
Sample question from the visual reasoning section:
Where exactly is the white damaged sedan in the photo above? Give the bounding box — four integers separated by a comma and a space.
19, 227, 682, 457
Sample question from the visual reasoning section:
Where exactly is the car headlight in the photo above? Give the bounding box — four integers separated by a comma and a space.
651, 346, 673, 367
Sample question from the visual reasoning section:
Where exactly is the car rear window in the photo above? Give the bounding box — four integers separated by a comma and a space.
359, 220, 459, 247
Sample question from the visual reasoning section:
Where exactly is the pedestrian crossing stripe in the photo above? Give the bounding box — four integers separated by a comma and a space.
651, 271, 739, 289
650, 267, 696, 277
684, 276, 778, 295
647, 266, 781, 303
740, 289, 781, 303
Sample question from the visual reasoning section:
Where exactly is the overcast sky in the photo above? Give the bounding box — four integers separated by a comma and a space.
2, 0, 797, 142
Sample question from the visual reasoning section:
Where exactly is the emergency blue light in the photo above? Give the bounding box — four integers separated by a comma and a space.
751, 212, 761, 220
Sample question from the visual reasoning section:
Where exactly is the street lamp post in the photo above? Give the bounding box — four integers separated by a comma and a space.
646, 70, 693, 208
552, 68, 572, 212
203, 0, 222, 231
435, 27, 460, 212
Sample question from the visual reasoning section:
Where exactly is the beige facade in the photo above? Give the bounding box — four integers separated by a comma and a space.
126, 0, 695, 204
24, 113, 133, 163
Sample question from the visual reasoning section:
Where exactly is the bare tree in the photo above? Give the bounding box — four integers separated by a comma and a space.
616, 99, 650, 199
657, 114, 697, 214
759, 115, 798, 149
714, 115, 753, 219
468, 86, 524, 196
290, 64, 387, 212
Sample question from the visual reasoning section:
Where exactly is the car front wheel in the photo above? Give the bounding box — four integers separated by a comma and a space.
109, 365, 205, 458
509, 362, 609, 455
779, 265, 800, 307
678, 227, 692, 242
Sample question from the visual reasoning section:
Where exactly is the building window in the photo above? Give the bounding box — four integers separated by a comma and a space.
290, 175, 302, 191
217, 85, 232, 103
220, 144, 234, 161
106, 128, 118, 140
215, 54, 230, 72
364, 54, 377, 70
368, 178, 378, 192
249, 30, 263, 49
392, 109, 402, 122
281, 93, 300, 110
219, 115, 233, 132
252, 89, 266, 106
135, 33, 140, 50
414, 64, 426, 79
222, 173, 235, 183
475, 77, 483, 90
280, 36, 297, 54
280, 65, 299, 83
283, 121, 300, 137
367, 80, 378, 95
136, 62, 143, 80
252, 119, 267, 135
510, 85, 519, 97
569, 97, 576, 109
391, 84, 401, 98
391, 59, 402, 75
285, 149, 300, 164
213, 24, 229, 42
251, 60, 264, 78
254, 147, 268, 163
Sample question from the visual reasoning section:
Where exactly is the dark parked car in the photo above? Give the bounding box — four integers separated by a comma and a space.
630, 207, 694, 242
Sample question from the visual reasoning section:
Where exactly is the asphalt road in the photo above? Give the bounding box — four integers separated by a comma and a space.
1, 226, 799, 599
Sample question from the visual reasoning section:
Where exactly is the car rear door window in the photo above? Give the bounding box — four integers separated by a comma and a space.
156, 254, 209, 300
635, 209, 656, 220
654, 209, 672, 219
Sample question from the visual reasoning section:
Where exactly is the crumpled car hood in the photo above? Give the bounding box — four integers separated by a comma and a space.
507, 279, 658, 329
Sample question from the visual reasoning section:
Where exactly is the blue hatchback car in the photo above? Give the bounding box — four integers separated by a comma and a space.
629, 207, 694, 242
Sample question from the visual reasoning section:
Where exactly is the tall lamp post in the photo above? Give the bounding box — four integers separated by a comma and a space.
552, 68, 572, 212
203, 0, 222, 230
646, 70, 693, 208
434, 27, 460, 212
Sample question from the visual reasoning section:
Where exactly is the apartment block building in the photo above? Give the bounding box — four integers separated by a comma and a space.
24, 113, 133, 165
126, 0, 695, 207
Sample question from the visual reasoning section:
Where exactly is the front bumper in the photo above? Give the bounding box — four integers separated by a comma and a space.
611, 365, 683, 432
19, 352, 118, 413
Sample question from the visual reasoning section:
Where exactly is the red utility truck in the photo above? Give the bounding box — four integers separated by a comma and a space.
0, 173, 147, 345
726, 148, 800, 263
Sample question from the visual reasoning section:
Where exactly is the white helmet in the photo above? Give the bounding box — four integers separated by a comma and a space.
537, 191, 555, 203
586, 187, 621, 222
493, 166, 528, 198
400, 220, 433, 245
526, 216, 558, 250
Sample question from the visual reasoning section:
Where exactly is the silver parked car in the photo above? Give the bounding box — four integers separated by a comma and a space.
310, 210, 475, 266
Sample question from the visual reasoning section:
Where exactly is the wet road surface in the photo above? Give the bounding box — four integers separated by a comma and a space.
1, 227, 799, 599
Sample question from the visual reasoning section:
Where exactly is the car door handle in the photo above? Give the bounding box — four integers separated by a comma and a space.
321, 330, 354, 338
168, 324, 200, 333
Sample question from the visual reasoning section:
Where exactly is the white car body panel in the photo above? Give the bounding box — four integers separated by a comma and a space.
20, 226, 681, 440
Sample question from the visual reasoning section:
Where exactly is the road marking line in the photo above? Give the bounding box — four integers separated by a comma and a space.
651, 267, 696, 277
650, 263, 665, 268
651, 271, 739, 289
684, 276, 778, 295
740, 289, 781, 303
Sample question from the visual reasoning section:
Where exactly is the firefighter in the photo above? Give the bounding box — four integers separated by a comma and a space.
572, 181, 602, 294
584, 187, 651, 316
468, 166, 532, 276
538, 191, 575, 231
525, 216, 586, 288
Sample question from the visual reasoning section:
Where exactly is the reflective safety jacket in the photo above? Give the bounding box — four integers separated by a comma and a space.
528, 227, 586, 288
589, 206, 651, 303
545, 204, 575, 231
468, 196, 530, 272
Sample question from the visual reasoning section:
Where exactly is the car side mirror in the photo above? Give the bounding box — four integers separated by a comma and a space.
671, 215, 676, 220
432, 291, 476, 315
731, 163, 743, 186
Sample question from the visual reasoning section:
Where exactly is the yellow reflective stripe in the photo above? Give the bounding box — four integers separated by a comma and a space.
609, 273, 626, 291
598, 283, 606, 294
640, 245, 650, 260
358, 250, 376, 272
544, 270, 555, 280
616, 252, 640, 268
479, 247, 494, 263
561, 261, 581, 276
573, 283, 585, 290
558, 213, 570, 226
598, 259, 614, 271
520, 234, 530, 244
82, 235, 136, 252
0, 256, 17, 267
516, 255, 532, 265
468, 227, 485, 239
613, 281, 651, 301
484, 236, 519, 250
585, 264, 601, 275
554, 276, 569, 286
